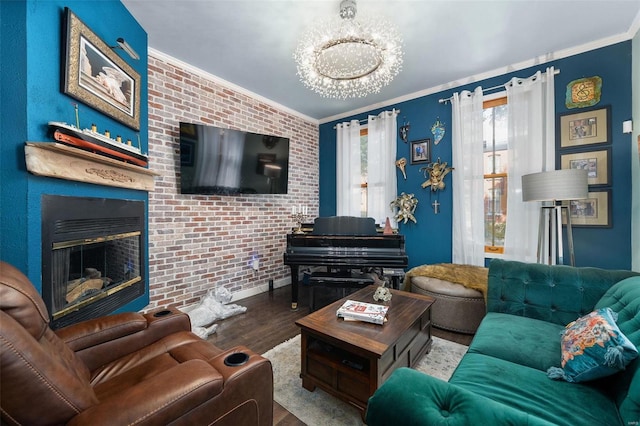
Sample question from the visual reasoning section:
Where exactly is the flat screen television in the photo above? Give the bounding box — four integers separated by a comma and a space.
179, 122, 290, 195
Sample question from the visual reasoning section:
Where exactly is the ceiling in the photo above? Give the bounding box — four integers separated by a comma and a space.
121, 0, 640, 123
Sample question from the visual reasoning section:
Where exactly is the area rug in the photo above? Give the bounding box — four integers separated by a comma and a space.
263, 335, 468, 425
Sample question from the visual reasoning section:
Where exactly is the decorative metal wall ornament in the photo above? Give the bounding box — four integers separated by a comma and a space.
420, 158, 454, 191
395, 157, 407, 180
390, 192, 418, 224
399, 117, 410, 142
565, 76, 602, 109
431, 118, 446, 145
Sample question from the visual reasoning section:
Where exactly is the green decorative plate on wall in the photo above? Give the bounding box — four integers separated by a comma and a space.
566, 76, 602, 109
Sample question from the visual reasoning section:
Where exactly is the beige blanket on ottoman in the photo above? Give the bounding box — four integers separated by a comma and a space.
402, 263, 489, 301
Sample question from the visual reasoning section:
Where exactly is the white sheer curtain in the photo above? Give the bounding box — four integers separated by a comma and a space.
503, 67, 556, 262
367, 111, 398, 226
451, 87, 485, 266
336, 120, 362, 216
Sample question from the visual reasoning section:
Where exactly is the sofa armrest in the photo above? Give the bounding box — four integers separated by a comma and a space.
366, 368, 554, 426
56, 307, 192, 368
486, 259, 639, 326
67, 360, 222, 426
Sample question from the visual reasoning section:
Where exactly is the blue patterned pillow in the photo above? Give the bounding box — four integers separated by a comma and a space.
547, 307, 638, 383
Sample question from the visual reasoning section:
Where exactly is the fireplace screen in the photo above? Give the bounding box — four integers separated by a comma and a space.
42, 195, 146, 329
51, 231, 141, 319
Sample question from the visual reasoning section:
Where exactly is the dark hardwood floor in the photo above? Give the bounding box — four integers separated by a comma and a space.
206, 284, 473, 425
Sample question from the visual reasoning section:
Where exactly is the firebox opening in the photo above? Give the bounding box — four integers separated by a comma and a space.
42, 195, 146, 329
52, 231, 142, 320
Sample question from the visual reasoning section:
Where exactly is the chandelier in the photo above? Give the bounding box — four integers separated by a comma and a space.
293, 0, 403, 99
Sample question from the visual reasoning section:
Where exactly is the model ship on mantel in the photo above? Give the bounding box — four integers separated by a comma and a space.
48, 121, 148, 167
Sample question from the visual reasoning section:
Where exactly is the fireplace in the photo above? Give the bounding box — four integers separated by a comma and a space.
42, 195, 146, 329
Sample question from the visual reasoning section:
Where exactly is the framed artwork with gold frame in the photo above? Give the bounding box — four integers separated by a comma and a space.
558, 106, 610, 149
560, 148, 611, 187
565, 189, 611, 228
62, 8, 141, 130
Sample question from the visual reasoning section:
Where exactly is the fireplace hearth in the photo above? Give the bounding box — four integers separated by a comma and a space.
42, 195, 146, 329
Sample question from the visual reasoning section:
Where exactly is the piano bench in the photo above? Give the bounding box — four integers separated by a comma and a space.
307, 272, 375, 311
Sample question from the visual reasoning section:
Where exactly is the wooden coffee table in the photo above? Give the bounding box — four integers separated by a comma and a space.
295, 285, 434, 418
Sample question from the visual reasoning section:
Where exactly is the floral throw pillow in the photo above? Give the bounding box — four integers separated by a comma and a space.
547, 307, 638, 383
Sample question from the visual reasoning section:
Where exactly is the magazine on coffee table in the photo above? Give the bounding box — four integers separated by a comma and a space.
336, 300, 389, 325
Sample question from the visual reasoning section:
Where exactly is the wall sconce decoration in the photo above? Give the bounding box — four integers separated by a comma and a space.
112, 37, 140, 60
395, 157, 407, 180
420, 158, 454, 191
399, 117, 410, 143
390, 192, 418, 224
431, 118, 446, 145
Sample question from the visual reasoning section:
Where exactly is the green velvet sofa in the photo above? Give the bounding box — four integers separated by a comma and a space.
366, 259, 640, 426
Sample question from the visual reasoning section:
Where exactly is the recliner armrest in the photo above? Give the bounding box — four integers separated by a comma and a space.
56, 307, 192, 369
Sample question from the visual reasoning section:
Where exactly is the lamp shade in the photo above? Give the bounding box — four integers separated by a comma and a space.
521, 169, 588, 202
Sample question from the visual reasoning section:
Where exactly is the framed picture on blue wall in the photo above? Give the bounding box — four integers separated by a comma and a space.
410, 139, 430, 165
565, 189, 612, 228
61, 8, 141, 130
560, 148, 611, 187
558, 105, 610, 149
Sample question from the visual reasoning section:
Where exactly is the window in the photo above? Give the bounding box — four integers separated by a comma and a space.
483, 97, 508, 254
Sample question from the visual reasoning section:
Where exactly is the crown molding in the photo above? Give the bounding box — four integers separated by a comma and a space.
148, 48, 319, 125
319, 32, 633, 125
629, 8, 640, 39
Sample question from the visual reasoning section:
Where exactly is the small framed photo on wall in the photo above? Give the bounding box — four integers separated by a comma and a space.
410, 139, 430, 165
566, 189, 612, 228
558, 106, 610, 149
560, 148, 611, 186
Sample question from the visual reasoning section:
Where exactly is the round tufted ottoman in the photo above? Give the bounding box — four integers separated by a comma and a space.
410, 276, 485, 334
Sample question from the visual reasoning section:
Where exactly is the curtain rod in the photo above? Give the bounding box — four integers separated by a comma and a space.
438, 68, 561, 104
333, 108, 401, 129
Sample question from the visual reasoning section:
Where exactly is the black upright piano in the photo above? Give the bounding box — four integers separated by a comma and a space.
283, 216, 408, 309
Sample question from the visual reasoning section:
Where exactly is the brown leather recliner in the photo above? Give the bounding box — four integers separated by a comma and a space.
0, 261, 273, 425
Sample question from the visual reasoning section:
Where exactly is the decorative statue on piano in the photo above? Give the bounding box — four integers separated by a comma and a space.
390, 192, 418, 224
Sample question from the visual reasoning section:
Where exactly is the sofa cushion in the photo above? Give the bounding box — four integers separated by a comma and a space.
547, 307, 638, 383
450, 353, 620, 426
467, 312, 564, 372
366, 367, 555, 426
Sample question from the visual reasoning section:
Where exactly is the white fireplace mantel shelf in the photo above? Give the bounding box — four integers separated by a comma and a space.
25, 142, 159, 192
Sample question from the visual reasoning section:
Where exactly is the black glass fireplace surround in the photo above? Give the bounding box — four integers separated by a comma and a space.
42, 195, 146, 329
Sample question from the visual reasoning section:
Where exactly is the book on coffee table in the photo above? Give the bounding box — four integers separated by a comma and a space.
336, 300, 389, 325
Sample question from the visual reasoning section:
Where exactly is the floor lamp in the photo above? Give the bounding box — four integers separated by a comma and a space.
521, 169, 588, 266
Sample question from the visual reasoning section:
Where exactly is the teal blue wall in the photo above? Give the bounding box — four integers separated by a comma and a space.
320, 42, 633, 270
0, 0, 150, 311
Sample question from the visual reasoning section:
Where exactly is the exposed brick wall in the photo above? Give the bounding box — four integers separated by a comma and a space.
146, 53, 318, 310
